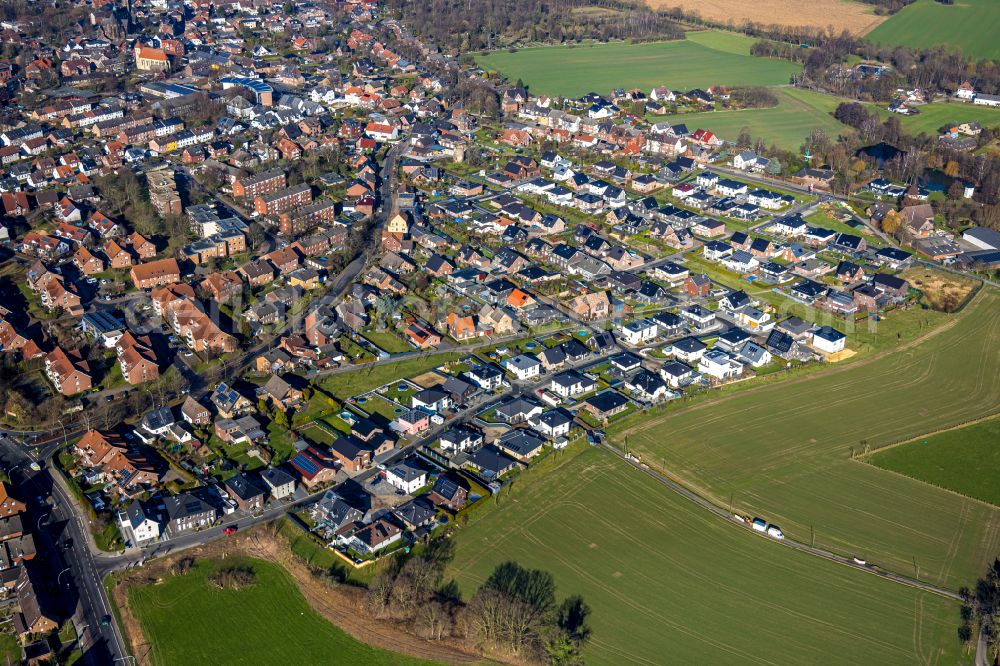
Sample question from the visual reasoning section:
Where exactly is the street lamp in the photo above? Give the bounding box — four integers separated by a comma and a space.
57, 567, 72, 588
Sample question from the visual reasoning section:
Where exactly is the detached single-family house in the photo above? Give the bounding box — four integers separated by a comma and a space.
812, 325, 846, 354
503, 354, 542, 381
260, 467, 296, 500
495, 429, 546, 462
384, 463, 427, 494
698, 350, 744, 380
530, 408, 573, 439
411, 387, 453, 413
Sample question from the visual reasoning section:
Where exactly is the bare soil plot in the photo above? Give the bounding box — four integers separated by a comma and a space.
641, 0, 886, 34
410, 370, 446, 388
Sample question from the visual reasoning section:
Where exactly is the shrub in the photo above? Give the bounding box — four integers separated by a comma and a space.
209, 565, 257, 590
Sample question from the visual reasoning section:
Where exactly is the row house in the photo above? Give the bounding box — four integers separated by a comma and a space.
118, 123, 157, 146
27, 266, 82, 315
63, 106, 123, 129
200, 270, 243, 302
53, 222, 92, 247
92, 112, 154, 138
19, 232, 69, 258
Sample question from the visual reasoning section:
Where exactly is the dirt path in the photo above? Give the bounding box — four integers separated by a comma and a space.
109, 529, 495, 666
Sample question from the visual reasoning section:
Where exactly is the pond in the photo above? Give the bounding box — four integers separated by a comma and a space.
856, 142, 903, 167
919, 168, 954, 192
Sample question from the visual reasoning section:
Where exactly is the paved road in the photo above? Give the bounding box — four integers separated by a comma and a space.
601, 442, 963, 601
0, 437, 128, 665
93, 343, 621, 574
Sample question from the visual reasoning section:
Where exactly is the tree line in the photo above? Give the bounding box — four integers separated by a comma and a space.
959, 558, 1000, 656
364, 538, 592, 664
384, 0, 683, 53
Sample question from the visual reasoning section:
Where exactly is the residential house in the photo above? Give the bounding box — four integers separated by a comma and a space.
162, 493, 217, 534
384, 463, 427, 494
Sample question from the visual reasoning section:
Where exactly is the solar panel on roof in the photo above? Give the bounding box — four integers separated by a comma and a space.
294, 453, 319, 475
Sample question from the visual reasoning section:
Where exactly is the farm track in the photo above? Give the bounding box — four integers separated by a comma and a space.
111, 531, 493, 666
601, 444, 963, 601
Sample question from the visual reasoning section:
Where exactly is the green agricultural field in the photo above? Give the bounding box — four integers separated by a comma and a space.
475, 31, 800, 98
449, 445, 962, 665
865, 0, 1000, 60
659, 88, 848, 151
128, 557, 438, 666
869, 417, 1000, 507
874, 101, 1000, 136
609, 289, 1000, 589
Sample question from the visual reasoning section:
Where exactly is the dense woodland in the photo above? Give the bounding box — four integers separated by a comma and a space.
385, 0, 683, 52
853, 0, 915, 14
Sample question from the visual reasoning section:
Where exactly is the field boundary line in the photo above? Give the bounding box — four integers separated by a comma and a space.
600, 444, 964, 601
857, 411, 1000, 461
849, 455, 1000, 512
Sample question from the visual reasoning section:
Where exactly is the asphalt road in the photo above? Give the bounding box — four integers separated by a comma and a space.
0, 436, 128, 665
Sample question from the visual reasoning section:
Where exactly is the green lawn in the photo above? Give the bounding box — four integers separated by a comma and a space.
869, 417, 1000, 507
874, 100, 1000, 136
804, 207, 880, 242
128, 557, 438, 666
608, 289, 1000, 589
660, 88, 848, 151
316, 354, 461, 401
0, 632, 20, 665
865, 0, 1000, 59
449, 445, 962, 665
475, 31, 800, 98
362, 330, 412, 354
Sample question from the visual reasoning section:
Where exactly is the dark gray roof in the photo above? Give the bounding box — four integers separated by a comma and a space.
163, 492, 215, 521
260, 467, 296, 489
